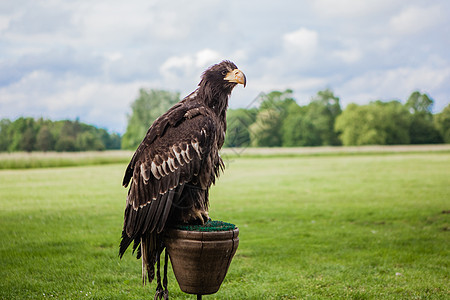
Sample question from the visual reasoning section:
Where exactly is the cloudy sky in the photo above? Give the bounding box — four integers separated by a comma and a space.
1, 0, 449, 133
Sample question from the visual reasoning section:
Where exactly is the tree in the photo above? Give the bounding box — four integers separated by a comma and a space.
249, 108, 283, 147
96, 128, 120, 150
249, 90, 297, 147
309, 89, 342, 146
224, 108, 257, 147
122, 89, 180, 150
55, 136, 77, 152
7, 117, 36, 151
405, 91, 442, 144
434, 104, 450, 143
53, 120, 79, 151
281, 104, 313, 146
259, 89, 296, 112
109, 133, 122, 149
36, 125, 55, 152
0, 119, 12, 152
409, 114, 442, 144
76, 131, 105, 151
101, 130, 121, 150
21, 127, 36, 152
335, 101, 411, 145
282, 89, 342, 146
0, 117, 124, 152
405, 91, 433, 114
334, 104, 362, 146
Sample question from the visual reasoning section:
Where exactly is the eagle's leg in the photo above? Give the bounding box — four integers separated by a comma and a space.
172, 186, 210, 225
192, 209, 210, 225
178, 207, 210, 225
162, 249, 169, 299
154, 250, 163, 300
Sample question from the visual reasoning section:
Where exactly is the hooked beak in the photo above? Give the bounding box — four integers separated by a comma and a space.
224, 69, 246, 87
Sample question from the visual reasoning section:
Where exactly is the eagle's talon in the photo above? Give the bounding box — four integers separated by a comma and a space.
194, 209, 205, 224
154, 285, 163, 300
201, 211, 210, 224
182, 208, 209, 225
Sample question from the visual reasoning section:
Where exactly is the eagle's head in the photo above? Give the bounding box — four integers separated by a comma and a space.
200, 60, 246, 92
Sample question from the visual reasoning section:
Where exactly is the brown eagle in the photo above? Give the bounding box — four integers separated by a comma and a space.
119, 61, 246, 292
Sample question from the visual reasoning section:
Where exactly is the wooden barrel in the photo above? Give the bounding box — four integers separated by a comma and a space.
164, 226, 239, 295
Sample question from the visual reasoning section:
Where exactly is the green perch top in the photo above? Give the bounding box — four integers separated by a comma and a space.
172, 220, 237, 232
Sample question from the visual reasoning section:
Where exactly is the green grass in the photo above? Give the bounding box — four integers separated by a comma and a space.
0, 152, 449, 299
0, 151, 132, 169
2, 145, 449, 169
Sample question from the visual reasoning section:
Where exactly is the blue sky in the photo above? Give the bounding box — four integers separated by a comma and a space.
1, 0, 449, 133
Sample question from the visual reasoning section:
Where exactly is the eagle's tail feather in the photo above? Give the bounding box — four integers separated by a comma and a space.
119, 230, 133, 259
141, 233, 163, 285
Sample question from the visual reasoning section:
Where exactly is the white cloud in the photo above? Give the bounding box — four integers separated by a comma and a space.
339, 66, 450, 106
160, 48, 223, 85
160, 55, 194, 78
283, 27, 318, 58
104, 52, 123, 62
0, 70, 146, 132
195, 49, 222, 68
1, 0, 450, 132
389, 5, 444, 35
312, 0, 399, 18
333, 47, 362, 64
0, 15, 12, 31
372, 38, 395, 52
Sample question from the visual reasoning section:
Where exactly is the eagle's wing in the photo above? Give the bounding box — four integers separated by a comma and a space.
120, 105, 217, 256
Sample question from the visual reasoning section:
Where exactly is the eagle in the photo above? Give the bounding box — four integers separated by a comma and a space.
119, 60, 246, 296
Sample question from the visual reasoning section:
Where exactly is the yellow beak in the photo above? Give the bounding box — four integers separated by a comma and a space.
224, 69, 246, 87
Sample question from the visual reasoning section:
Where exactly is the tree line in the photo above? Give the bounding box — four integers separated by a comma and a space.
2, 88, 448, 152
0, 117, 121, 152
226, 89, 450, 147
123, 88, 449, 150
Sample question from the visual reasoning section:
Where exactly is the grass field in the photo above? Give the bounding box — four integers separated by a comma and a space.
0, 151, 133, 169
0, 150, 449, 299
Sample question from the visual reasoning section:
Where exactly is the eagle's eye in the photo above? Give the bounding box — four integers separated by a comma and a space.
221, 70, 227, 76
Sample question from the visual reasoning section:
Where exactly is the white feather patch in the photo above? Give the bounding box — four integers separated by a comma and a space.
156, 165, 164, 177
173, 148, 183, 166
151, 161, 160, 179
140, 164, 149, 181
167, 157, 176, 172
185, 144, 192, 160
161, 161, 169, 175
188, 90, 198, 99
192, 141, 201, 156
181, 149, 189, 163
